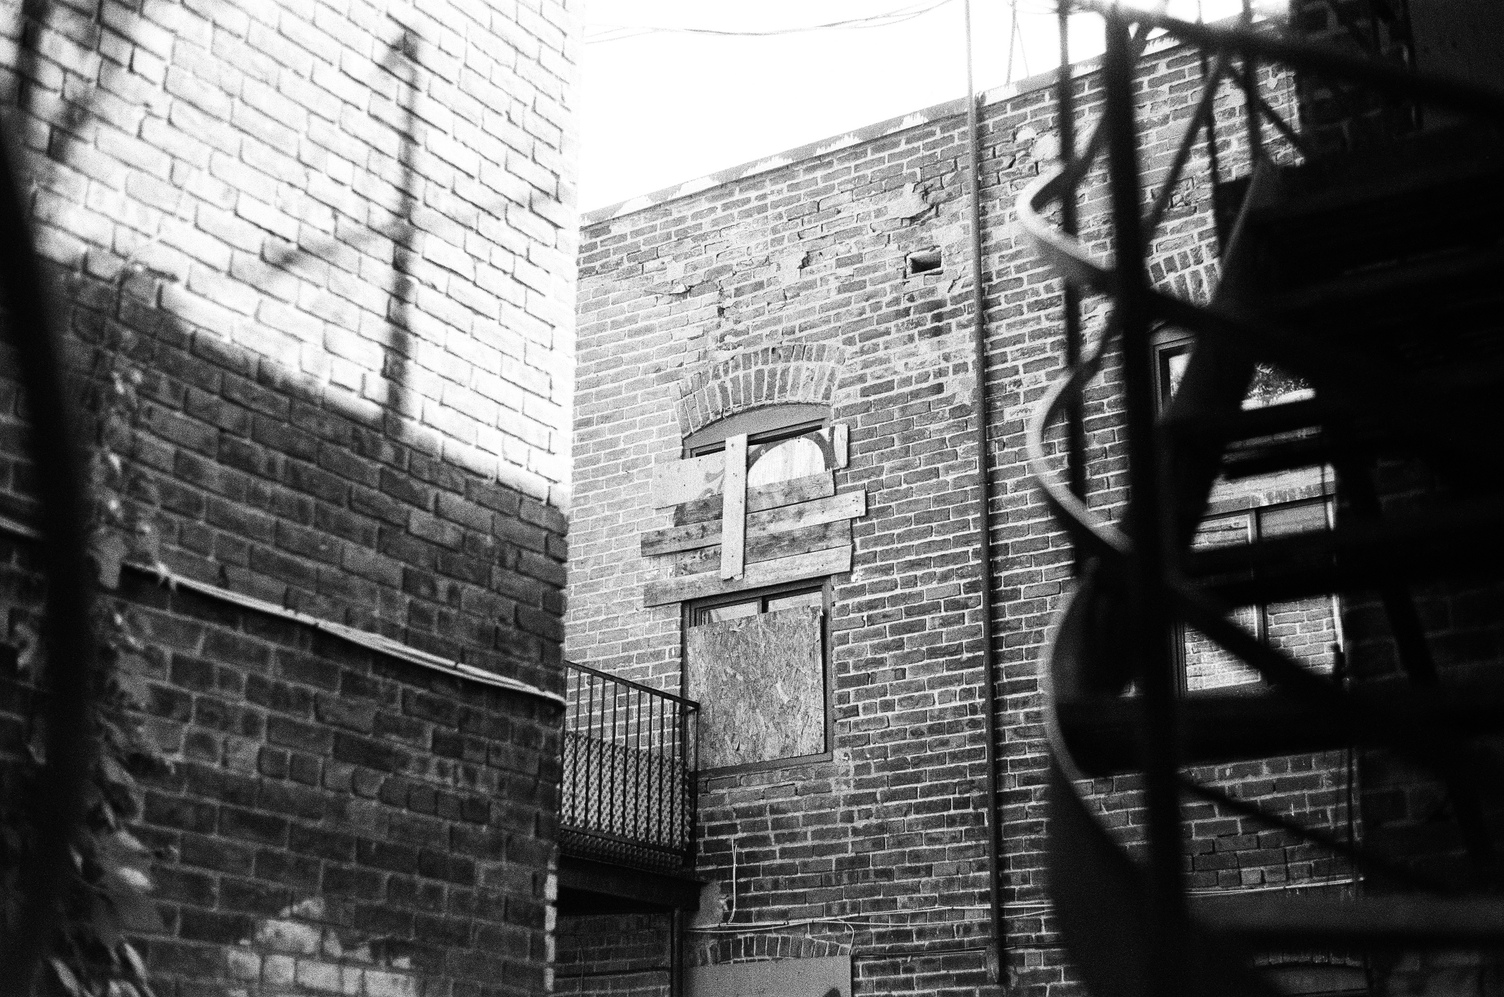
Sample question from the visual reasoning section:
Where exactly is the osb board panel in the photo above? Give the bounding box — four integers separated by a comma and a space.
689, 957, 849, 997
685, 607, 824, 769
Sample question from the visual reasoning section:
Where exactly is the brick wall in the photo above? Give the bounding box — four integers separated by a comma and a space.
0, 0, 578, 992
556, 913, 672, 996
568, 34, 1349, 997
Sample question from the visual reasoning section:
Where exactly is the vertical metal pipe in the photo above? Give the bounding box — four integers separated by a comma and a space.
963, 0, 1007, 983
1104, 13, 1185, 997
1056, 0, 1089, 520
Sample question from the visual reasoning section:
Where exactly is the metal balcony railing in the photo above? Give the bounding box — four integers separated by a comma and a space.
560, 661, 699, 872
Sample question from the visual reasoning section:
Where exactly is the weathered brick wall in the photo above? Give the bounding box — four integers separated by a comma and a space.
556, 913, 672, 996
570, 35, 1347, 997
0, 0, 578, 992
0, 0, 577, 689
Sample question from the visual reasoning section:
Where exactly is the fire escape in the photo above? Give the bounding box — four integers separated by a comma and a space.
1022, 2, 1504, 996
557, 662, 703, 912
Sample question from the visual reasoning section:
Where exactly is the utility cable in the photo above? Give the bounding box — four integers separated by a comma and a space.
587, 0, 958, 44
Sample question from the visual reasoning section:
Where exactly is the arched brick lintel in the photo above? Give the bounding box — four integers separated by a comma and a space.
676, 344, 846, 438
689, 930, 850, 968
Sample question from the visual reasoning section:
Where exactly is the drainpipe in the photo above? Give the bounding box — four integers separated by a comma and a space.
963, 0, 1006, 987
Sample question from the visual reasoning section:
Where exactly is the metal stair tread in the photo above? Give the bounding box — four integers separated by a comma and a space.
1194, 892, 1504, 944
1057, 676, 1504, 774
1254, 246, 1504, 322
1184, 497, 1504, 605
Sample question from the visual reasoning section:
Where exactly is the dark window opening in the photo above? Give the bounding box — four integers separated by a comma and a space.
906, 248, 943, 276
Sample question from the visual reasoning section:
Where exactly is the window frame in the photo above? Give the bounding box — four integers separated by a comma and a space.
680, 575, 836, 775
1153, 334, 1339, 693
683, 404, 829, 456
1179, 494, 1339, 694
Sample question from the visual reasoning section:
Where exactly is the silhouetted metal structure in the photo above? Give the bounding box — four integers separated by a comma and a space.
1022, 3, 1504, 996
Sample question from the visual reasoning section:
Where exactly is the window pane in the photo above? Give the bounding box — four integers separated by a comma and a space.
747, 436, 825, 487
697, 600, 758, 625
1259, 499, 1330, 537
767, 590, 823, 612
1159, 344, 1191, 408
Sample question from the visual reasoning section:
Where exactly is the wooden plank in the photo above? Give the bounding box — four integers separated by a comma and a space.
668, 521, 850, 578
643, 490, 866, 557
674, 472, 833, 526
652, 426, 848, 509
643, 544, 853, 608
650, 451, 724, 509
720, 434, 747, 580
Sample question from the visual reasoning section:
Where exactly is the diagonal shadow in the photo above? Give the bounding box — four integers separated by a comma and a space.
380, 21, 420, 434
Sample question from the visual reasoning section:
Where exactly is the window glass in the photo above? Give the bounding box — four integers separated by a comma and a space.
766, 589, 824, 612
1258, 498, 1329, 537
1184, 497, 1339, 691
699, 601, 759, 624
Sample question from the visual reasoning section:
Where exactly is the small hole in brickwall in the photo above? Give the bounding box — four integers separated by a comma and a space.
906, 248, 943, 277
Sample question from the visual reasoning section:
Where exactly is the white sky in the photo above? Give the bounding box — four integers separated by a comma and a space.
577, 1, 1263, 211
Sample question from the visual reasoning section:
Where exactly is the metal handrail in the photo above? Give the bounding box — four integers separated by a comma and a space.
566, 658, 700, 707
560, 661, 700, 871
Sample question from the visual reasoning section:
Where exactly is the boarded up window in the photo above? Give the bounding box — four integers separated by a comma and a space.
686, 604, 824, 768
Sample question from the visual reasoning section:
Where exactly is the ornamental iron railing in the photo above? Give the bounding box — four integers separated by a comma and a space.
561, 661, 699, 872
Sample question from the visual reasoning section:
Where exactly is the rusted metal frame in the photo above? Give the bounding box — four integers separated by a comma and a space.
1145, 52, 1235, 238
1056, 1, 1088, 519
0, 112, 101, 994
962, 0, 1006, 977
1176, 775, 1448, 892
1104, 14, 1187, 996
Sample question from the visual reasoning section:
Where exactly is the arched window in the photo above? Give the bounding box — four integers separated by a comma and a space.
678, 405, 841, 770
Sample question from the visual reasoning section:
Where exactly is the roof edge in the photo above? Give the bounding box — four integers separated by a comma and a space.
580, 30, 1187, 227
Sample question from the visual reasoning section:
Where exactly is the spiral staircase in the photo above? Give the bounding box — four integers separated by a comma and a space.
1021, 4, 1504, 997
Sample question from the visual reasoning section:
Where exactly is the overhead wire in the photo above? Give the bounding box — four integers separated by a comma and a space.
586, 0, 959, 44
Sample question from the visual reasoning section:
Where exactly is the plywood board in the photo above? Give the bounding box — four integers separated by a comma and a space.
674, 472, 834, 526
651, 451, 724, 509
642, 490, 866, 557
642, 546, 852, 607
688, 956, 850, 997
666, 521, 850, 578
685, 607, 825, 769
651, 426, 848, 509
720, 433, 747, 580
